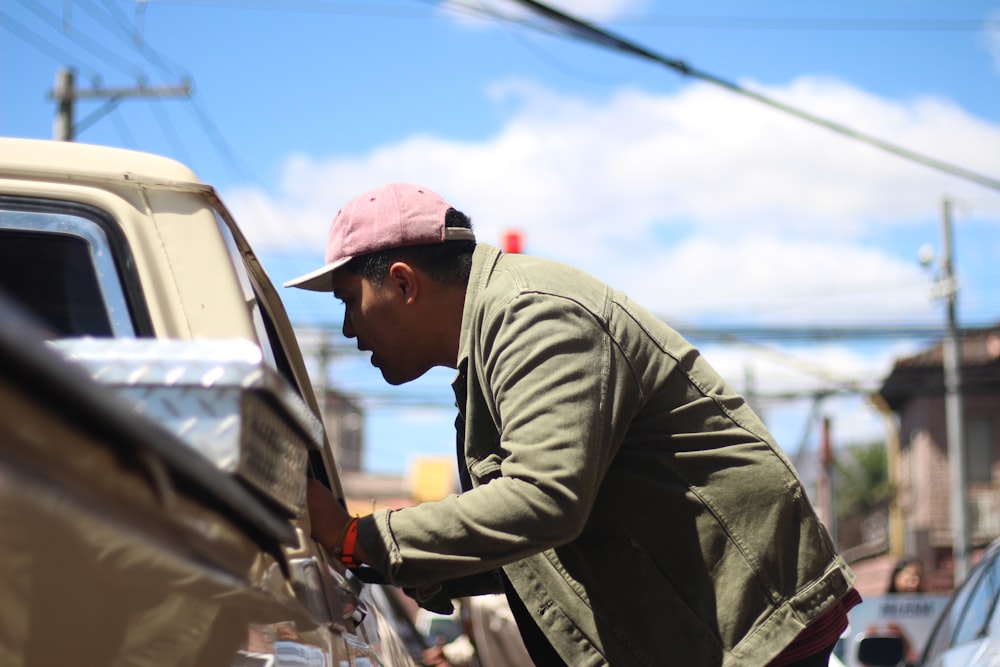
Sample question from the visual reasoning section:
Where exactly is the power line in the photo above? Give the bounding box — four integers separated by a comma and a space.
108, 104, 139, 148
299, 320, 981, 347
677, 324, 949, 342
94, 0, 137, 38
507, 0, 1000, 193
81, 0, 192, 81
142, 0, 449, 19
17, 0, 145, 78
294, 319, 964, 407
140, 1, 1000, 33
149, 98, 194, 165
609, 15, 1000, 32
12, 0, 250, 186
0, 9, 100, 79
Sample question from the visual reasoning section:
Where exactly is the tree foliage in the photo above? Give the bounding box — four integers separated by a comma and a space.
834, 440, 892, 520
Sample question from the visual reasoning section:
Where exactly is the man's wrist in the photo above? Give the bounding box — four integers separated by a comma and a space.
335, 517, 362, 568
331, 517, 354, 553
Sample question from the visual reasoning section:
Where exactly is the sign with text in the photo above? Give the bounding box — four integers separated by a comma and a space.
838, 594, 950, 667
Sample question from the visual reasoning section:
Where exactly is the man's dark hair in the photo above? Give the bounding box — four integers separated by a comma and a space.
344, 208, 475, 286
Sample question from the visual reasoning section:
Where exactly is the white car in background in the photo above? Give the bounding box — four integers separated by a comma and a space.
912, 538, 1000, 667
854, 538, 1000, 667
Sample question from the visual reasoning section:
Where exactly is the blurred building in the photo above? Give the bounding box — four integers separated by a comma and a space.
877, 323, 1000, 591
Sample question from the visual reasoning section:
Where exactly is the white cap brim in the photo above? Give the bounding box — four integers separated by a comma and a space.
283, 256, 353, 292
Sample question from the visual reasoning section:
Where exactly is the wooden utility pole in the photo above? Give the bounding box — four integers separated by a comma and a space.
50, 68, 191, 141
817, 416, 836, 545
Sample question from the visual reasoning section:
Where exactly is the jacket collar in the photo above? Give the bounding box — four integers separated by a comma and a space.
455, 243, 502, 373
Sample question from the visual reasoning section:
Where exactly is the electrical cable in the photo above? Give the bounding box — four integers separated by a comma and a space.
0, 9, 102, 80
507, 0, 1000, 193
108, 104, 139, 148
17, 0, 146, 79
611, 15, 1000, 32
149, 97, 194, 166
85, 0, 191, 81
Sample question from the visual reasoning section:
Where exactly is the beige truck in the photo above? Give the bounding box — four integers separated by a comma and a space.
0, 137, 420, 667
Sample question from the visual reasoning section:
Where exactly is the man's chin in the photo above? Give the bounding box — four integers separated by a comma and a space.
380, 367, 428, 386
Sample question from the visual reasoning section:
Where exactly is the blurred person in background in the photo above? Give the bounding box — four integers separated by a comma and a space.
887, 558, 925, 594
420, 594, 532, 667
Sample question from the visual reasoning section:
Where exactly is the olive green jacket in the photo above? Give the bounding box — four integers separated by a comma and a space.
359, 244, 854, 666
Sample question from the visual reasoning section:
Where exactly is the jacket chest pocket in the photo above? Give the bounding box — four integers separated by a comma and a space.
467, 452, 504, 486
464, 416, 504, 486
459, 383, 504, 486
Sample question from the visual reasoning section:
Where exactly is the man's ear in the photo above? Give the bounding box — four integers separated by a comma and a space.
386, 261, 420, 302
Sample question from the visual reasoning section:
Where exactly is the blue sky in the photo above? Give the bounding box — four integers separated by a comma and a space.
4, 1, 1000, 478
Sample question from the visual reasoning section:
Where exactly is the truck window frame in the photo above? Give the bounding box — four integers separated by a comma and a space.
210, 208, 286, 374
0, 196, 153, 338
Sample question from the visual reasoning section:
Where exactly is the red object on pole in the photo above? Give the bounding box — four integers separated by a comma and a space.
820, 416, 832, 468
503, 230, 523, 254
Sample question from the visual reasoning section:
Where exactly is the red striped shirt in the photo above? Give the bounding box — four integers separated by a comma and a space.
768, 588, 862, 666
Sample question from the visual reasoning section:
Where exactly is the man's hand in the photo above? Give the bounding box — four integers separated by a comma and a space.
306, 478, 352, 554
306, 478, 372, 567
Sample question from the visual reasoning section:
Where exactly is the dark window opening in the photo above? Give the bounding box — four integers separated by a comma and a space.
0, 230, 113, 337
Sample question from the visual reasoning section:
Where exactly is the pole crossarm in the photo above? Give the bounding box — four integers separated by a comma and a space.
52, 82, 192, 101
49, 68, 191, 141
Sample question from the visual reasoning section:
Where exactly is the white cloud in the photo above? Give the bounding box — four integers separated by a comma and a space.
470, 76, 1000, 239
225, 75, 1000, 325
693, 338, 920, 462
600, 234, 935, 324
222, 67, 1000, 479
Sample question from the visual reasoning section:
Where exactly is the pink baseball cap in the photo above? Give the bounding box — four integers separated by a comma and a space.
284, 183, 475, 292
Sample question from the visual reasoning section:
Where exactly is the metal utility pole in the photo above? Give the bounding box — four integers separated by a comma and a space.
50, 67, 191, 141
817, 416, 837, 545
939, 197, 971, 583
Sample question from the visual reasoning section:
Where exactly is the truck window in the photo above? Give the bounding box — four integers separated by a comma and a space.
212, 209, 280, 372
0, 201, 139, 338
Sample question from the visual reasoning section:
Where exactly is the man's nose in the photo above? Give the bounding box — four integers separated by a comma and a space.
342, 310, 356, 339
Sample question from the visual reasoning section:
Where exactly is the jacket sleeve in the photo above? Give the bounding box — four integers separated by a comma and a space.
357, 289, 644, 587
402, 569, 506, 614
